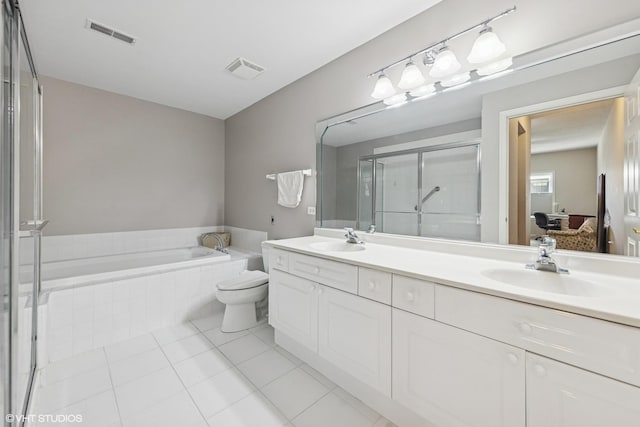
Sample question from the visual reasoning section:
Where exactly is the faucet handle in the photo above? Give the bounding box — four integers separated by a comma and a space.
540, 236, 556, 252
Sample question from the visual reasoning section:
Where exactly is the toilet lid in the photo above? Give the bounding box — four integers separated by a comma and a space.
217, 270, 269, 291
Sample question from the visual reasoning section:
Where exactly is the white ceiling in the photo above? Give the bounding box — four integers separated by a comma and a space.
530, 99, 615, 154
20, 0, 442, 119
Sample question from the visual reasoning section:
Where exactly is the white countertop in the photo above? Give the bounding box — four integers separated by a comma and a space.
265, 235, 640, 328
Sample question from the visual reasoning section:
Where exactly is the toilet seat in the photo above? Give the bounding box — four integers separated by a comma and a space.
217, 270, 269, 291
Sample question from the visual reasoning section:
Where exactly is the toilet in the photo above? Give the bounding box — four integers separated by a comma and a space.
216, 246, 270, 332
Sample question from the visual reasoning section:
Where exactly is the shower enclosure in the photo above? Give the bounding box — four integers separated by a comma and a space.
357, 142, 481, 241
1, 1, 43, 425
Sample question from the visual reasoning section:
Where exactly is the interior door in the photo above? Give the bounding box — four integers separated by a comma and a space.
624, 66, 640, 256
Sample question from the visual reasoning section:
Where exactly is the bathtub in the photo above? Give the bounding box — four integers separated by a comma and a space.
20, 246, 230, 292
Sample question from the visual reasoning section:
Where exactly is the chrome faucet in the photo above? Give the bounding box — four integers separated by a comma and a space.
368, 224, 376, 234
527, 236, 568, 273
344, 227, 363, 244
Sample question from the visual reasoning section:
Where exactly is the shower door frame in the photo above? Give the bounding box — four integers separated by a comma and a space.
356, 141, 481, 236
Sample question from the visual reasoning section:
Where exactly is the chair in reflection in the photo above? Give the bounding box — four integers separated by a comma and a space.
533, 212, 562, 231
547, 218, 597, 252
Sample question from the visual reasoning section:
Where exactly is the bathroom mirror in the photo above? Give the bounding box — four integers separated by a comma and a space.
317, 22, 640, 257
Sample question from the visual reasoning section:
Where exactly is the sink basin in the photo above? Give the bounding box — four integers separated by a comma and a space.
309, 241, 366, 252
481, 268, 611, 298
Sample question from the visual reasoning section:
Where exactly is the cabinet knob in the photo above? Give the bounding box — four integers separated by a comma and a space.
277, 256, 282, 263
406, 291, 415, 302
368, 281, 376, 291
519, 322, 532, 334
314, 267, 320, 274
533, 364, 546, 377
506, 353, 519, 365
317, 287, 323, 295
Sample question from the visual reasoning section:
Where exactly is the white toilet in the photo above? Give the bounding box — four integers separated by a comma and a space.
216, 246, 270, 332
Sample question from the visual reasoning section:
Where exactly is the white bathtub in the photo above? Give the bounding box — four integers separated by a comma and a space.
20, 246, 231, 292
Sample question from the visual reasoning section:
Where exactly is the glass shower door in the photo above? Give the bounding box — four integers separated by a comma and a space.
374, 153, 419, 235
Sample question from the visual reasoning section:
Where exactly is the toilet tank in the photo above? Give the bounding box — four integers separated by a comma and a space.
261, 243, 270, 273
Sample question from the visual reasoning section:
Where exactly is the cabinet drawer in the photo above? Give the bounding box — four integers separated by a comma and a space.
358, 267, 391, 304
435, 285, 640, 387
269, 248, 289, 272
392, 275, 435, 319
289, 253, 357, 294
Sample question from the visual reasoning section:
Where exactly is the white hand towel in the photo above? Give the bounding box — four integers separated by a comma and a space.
277, 170, 304, 208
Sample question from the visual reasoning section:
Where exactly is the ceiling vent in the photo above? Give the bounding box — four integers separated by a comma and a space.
225, 57, 265, 80
85, 19, 136, 45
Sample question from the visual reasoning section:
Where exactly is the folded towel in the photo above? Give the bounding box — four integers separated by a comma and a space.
277, 170, 304, 208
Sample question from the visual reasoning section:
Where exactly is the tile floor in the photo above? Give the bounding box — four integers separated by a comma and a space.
31, 312, 397, 427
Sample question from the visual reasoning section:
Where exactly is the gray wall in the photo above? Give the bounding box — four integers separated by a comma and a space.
42, 76, 225, 235
531, 148, 597, 216
225, 0, 640, 239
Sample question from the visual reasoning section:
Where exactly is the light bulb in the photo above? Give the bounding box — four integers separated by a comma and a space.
476, 57, 513, 76
429, 47, 461, 79
409, 84, 435, 98
467, 27, 506, 64
370, 73, 396, 99
440, 72, 471, 87
383, 93, 408, 106
398, 60, 425, 90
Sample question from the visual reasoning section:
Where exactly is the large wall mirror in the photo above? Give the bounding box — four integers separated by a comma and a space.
317, 19, 640, 258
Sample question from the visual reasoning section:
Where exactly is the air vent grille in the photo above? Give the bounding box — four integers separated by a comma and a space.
225, 57, 265, 80
86, 19, 136, 45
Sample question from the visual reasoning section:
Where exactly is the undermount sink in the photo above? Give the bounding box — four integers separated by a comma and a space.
309, 241, 366, 252
481, 268, 610, 298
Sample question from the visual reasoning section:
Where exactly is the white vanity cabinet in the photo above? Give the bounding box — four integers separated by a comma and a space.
268, 269, 319, 352
393, 308, 525, 427
319, 285, 391, 396
526, 353, 640, 427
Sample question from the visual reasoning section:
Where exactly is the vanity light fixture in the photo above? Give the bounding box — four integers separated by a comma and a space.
398, 60, 426, 89
467, 26, 506, 64
367, 6, 516, 100
409, 83, 436, 98
370, 72, 396, 99
429, 46, 462, 79
383, 93, 408, 106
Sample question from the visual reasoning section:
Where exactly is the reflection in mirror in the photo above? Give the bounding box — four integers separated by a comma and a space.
318, 24, 640, 257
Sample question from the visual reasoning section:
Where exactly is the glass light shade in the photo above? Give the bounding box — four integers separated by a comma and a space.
429, 47, 461, 79
370, 73, 396, 99
383, 93, 408, 106
398, 61, 425, 90
409, 84, 435, 98
476, 57, 513, 76
440, 72, 471, 87
467, 27, 506, 64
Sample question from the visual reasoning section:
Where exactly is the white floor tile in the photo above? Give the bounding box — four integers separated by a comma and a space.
202, 327, 249, 347
299, 364, 336, 391
273, 346, 303, 367
237, 349, 296, 388
292, 391, 374, 427
173, 348, 231, 387
108, 347, 170, 386
121, 390, 205, 427
190, 313, 224, 332
262, 368, 330, 419
251, 324, 275, 346
187, 368, 254, 418
43, 348, 107, 385
372, 417, 398, 427
36, 366, 113, 413
332, 387, 380, 424
218, 334, 270, 364
206, 391, 288, 427
152, 323, 200, 346
161, 333, 214, 364
104, 334, 158, 363
50, 390, 120, 427
114, 366, 184, 420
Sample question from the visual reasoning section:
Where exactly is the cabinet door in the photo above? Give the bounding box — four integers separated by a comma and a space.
527, 353, 640, 427
318, 286, 391, 396
269, 269, 319, 352
393, 309, 525, 427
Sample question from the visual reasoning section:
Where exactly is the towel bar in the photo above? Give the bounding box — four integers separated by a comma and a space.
266, 169, 313, 180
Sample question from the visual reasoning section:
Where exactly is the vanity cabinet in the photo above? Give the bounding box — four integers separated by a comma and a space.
526, 353, 640, 427
268, 269, 319, 352
319, 285, 391, 396
393, 308, 525, 427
